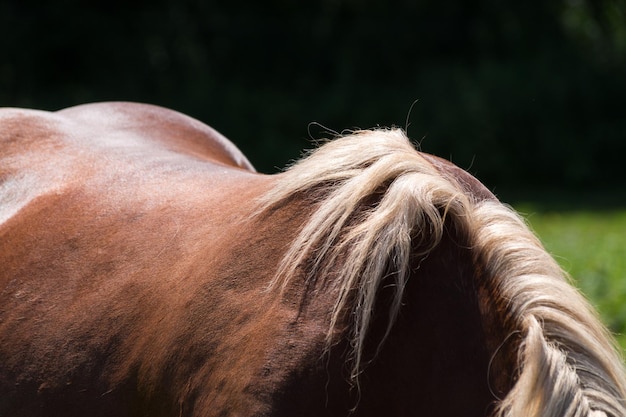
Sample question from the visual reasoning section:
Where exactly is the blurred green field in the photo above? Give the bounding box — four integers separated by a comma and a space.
512, 204, 626, 350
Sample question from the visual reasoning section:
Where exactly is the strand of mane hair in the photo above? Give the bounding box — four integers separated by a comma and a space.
471, 200, 626, 417
257, 128, 626, 416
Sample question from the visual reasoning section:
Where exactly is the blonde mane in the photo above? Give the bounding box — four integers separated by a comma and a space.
258, 129, 626, 416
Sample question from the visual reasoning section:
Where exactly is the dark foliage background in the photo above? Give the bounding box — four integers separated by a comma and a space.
2, 0, 625, 195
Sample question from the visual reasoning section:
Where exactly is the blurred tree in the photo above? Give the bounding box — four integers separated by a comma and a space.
0, 0, 624, 191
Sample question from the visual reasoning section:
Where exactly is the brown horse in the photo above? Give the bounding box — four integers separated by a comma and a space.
1, 102, 625, 417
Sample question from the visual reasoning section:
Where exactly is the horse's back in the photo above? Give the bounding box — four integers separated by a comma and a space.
1, 101, 254, 170
56, 102, 255, 171
0, 103, 298, 416
0, 102, 256, 225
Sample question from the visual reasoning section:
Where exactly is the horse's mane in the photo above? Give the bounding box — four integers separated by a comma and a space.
258, 129, 626, 416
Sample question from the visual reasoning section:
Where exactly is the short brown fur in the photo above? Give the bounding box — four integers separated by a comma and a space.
1, 103, 624, 417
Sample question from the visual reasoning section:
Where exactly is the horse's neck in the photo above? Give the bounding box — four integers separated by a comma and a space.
342, 224, 498, 417
264, 221, 503, 417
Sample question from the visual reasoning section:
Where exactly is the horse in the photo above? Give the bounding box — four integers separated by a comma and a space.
0, 102, 625, 417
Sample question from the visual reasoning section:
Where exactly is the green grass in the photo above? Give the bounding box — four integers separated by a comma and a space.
512, 204, 626, 350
